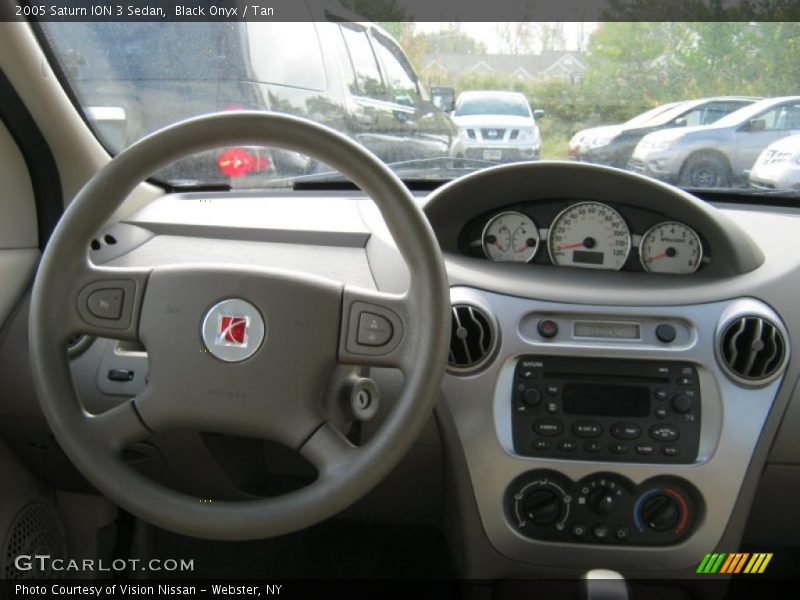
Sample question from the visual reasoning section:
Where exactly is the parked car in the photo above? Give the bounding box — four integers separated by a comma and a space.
630, 96, 800, 187
575, 97, 757, 168
451, 90, 543, 162
568, 101, 685, 161
749, 133, 800, 192
43, 11, 460, 185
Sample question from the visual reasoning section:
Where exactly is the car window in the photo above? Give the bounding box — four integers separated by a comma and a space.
454, 95, 531, 117
248, 23, 327, 91
751, 103, 800, 131
372, 32, 420, 107
340, 24, 386, 100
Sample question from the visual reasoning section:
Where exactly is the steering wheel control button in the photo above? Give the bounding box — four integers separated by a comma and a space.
656, 323, 677, 343
611, 422, 641, 440
533, 419, 563, 437
537, 319, 559, 338
572, 421, 603, 438
201, 298, 265, 363
650, 425, 680, 442
87, 288, 124, 319
357, 312, 393, 346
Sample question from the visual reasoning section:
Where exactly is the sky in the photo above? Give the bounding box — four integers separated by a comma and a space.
414, 22, 598, 53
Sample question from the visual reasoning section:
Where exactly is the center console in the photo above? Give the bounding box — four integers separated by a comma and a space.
442, 288, 788, 573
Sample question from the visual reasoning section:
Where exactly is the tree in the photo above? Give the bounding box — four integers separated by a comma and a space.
416, 25, 487, 55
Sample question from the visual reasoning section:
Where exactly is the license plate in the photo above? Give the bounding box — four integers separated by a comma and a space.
483, 149, 502, 160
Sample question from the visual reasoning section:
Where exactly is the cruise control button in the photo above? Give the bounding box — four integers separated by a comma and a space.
87, 288, 124, 320
572, 421, 603, 438
609, 442, 629, 454
611, 422, 641, 440
357, 312, 393, 346
532, 440, 552, 451
636, 444, 655, 455
558, 440, 577, 452
661, 445, 681, 457
584, 441, 603, 453
534, 419, 563, 437
650, 424, 680, 442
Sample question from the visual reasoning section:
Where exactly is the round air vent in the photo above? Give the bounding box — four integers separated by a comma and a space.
448, 304, 497, 373
719, 316, 787, 385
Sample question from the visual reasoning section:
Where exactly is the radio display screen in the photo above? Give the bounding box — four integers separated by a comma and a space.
563, 383, 650, 417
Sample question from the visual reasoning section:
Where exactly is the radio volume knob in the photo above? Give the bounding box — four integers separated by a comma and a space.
522, 489, 562, 525
671, 395, 692, 414
522, 388, 542, 407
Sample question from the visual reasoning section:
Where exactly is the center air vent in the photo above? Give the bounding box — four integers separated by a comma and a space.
719, 316, 787, 385
448, 304, 497, 372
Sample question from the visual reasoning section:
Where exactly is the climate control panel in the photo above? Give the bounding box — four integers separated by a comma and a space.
505, 470, 702, 546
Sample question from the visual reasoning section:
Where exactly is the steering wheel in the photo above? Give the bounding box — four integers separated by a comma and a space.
28, 112, 450, 540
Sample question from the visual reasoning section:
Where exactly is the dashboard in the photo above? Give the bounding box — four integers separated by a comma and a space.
2, 161, 799, 581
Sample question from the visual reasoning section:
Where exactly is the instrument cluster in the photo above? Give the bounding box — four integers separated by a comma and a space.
465, 200, 707, 275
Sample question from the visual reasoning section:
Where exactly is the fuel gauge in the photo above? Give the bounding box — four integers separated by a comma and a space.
482, 212, 539, 262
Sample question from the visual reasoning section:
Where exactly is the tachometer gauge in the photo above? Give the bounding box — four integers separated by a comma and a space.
482, 212, 540, 262
640, 221, 703, 274
548, 202, 631, 270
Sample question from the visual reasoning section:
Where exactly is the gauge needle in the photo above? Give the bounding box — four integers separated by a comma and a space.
558, 242, 584, 250
648, 252, 668, 262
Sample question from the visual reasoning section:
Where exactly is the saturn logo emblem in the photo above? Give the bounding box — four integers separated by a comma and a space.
201, 299, 265, 362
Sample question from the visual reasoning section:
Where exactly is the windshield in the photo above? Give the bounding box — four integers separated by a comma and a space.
454, 94, 531, 117
40, 19, 800, 197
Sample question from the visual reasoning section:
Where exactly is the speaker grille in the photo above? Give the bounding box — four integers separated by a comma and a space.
719, 316, 787, 385
448, 304, 497, 372
2, 503, 65, 580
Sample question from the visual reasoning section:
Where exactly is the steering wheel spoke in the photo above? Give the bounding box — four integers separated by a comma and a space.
338, 285, 413, 370
87, 392, 152, 452
65, 262, 149, 343
299, 422, 359, 476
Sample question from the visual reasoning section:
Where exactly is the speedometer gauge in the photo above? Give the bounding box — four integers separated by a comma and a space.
640, 221, 703, 274
547, 202, 631, 270
482, 212, 540, 262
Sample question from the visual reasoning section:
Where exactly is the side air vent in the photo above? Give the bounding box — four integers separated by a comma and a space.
719, 316, 787, 385
448, 304, 497, 373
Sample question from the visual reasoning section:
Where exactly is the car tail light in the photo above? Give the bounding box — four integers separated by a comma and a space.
217, 148, 270, 178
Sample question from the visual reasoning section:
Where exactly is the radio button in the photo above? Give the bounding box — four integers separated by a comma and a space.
522, 388, 542, 407
609, 442, 629, 454
636, 444, 655, 455
650, 424, 680, 442
654, 389, 669, 401
519, 368, 537, 379
677, 376, 695, 386
611, 422, 641, 440
545, 401, 559, 414
546, 384, 560, 396
558, 440, 577, 452
671, 395, 692, 414
584, 441, 603, 453
534, 419, 563, 437
532, 440, 552, 451
572, 421, 603, 438
661, 445, 680, 457
654, 407, 668, 419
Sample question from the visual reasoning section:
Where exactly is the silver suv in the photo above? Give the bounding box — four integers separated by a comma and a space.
629, 96, 800, 188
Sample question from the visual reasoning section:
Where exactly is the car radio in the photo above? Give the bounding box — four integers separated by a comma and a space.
511, 356, 700, 463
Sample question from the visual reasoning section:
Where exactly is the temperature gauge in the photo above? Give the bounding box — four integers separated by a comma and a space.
482, 212, 540, 262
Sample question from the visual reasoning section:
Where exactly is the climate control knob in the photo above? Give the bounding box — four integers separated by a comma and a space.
640, 494, 680, 531
588, 487, 618, 515
522, 489, 563, 525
